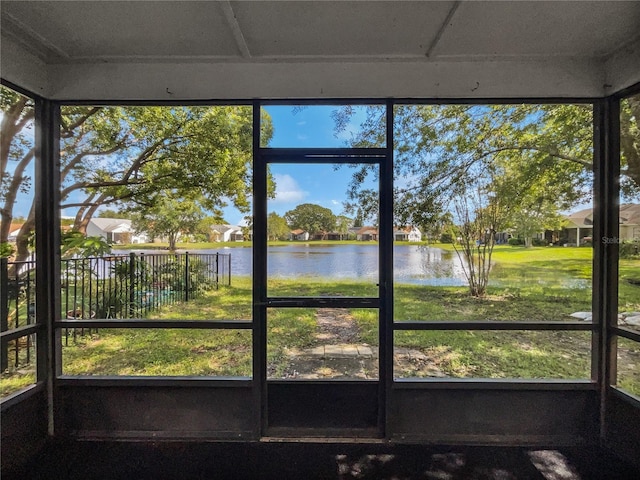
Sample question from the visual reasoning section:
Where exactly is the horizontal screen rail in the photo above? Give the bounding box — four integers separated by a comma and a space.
0, 323, 42, 341
260, 147, 387, 157
393, 378, 597, 390
610, 386, 640, 407
55, 319, 252, 329
393, 321, 593, 331
56, 376, 253, 387
612, 326, 640, 342
265, 297, 380, 308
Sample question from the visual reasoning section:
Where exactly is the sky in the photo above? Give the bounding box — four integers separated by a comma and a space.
237, 105, 375, 226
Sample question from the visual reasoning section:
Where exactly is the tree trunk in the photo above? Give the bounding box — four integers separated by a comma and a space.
0, 149, 35, 243
168, 233, 177, 251
8, 206, 36, 277
76, 197, 105, 234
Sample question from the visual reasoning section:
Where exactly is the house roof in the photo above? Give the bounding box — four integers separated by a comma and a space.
620, 204, 640, 225
565, 204, 640, 228
210, 225, 241, 234
88, 218, 132, 233
565, 208, 594, 228
357, 226, 378, 235
8, 222, 25, 235
290, 229, 306, 235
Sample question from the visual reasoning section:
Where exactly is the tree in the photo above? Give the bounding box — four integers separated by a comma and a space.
284, 204, 336, 239
334, 102, 640, 231
335, 215, 352, 240
97, 209, 131, 219
130, 192, 207, 251
267, 212, 290, 241
621, 95, 640, 198
451, 187, 504, 297
1, 87, 35, 254
2, 85, 273, 264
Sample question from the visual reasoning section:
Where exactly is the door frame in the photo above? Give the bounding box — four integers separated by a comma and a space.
252, 101, 394, 437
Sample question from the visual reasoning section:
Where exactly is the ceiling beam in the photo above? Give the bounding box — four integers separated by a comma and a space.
220, 1, 251, 59
425, 1, 461, 58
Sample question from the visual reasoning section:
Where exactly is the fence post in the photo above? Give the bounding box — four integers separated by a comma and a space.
215, 253, 219, 290
228, 253, 231, 287
129, 252, 136, 317
184, 252, 190, 302
1, 258, 8, 372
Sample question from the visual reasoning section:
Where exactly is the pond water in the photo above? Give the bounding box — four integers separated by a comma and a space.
116, 244, 591, 289
118, 244, 468, 286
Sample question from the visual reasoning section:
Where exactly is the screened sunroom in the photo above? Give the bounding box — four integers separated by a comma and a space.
1, 1, 639, 478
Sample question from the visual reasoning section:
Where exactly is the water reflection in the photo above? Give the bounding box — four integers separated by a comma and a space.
394, 245, 467, 286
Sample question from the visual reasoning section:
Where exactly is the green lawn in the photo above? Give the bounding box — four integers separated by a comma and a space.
3, 246, 639, 397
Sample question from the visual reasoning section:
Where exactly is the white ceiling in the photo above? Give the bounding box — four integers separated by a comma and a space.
1, 1, 640, 100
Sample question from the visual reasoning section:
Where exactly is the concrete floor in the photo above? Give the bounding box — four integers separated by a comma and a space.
3, 440, 639, 479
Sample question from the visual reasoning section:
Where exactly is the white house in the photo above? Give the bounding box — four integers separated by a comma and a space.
393, 226, 422, 242
289, 229, 310, 241
86, 218, 148, 244
210, 225, 244, 242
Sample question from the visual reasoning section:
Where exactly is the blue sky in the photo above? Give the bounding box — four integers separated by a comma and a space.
224, 105, 372, 225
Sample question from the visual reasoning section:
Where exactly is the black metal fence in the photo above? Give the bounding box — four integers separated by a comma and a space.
1, 252, 231, 371
1, 258, 36, 373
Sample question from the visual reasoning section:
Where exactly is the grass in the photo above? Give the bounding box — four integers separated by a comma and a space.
2, 246, 639, 397
0, 338, 37, 397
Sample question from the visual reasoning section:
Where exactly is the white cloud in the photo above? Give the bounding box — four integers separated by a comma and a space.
331, 200, 340, 205
272, 174, 308, 203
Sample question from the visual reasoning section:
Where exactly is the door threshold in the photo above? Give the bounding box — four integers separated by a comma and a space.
261, 436, 387, 444
263, 427, 382, 441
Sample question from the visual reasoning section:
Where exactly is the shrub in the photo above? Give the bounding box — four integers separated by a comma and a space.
439, 232, 454, 244
620, 240, 640, 259
508, 237, 524, 246
532, 238, 548, 247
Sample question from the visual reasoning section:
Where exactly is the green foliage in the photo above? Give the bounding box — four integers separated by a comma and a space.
97, 209, 131, 219
154, 256, 214, 294
284, 203, 336, 238
0, 242, 15, 258
532, 238, 548, 247
61, 231, 112, 258
620, 240, 640, 259
2, 89, 273, 264
131, 192, 207, 251
508, 238, 524, 246
332, 103, 622, 232
439, 232, 454, 244
267, 212, 290, 240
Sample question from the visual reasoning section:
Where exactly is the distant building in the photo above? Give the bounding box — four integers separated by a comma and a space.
393, 226, 422, 242
86, 218, 148, 244
356, 226, 378, 241
6, 223, 24, 243
210, 225, 244, 242
289, 229, 310, 241
559, 203, 640, 246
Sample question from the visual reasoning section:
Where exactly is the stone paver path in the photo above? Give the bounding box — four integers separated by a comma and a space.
275, 307, 447, 379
